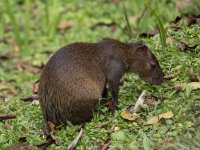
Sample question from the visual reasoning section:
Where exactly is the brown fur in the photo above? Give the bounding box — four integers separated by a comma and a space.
38, 38, 164, 125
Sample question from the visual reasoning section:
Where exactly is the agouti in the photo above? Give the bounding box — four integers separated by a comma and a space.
38, 38, 164, 125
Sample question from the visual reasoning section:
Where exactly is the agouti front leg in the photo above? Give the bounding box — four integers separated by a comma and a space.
106, 60, 124, 112
109, 80, 120, 106
102, 84, 108, 99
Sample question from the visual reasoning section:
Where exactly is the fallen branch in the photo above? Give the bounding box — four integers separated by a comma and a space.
67, 128, 83, 150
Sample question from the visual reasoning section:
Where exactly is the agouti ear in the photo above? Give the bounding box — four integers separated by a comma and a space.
127, 40, 145, 47
136, 45, 148, 56
137, 40, 145, 46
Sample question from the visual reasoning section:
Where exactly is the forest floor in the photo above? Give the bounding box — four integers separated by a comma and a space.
0, 1, 200, 149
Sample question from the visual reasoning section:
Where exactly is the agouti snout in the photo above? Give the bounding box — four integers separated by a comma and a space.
38, 38, 164, 125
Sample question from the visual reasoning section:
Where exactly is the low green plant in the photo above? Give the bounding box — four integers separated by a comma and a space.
144, 0, 166, 50
122, 3, 134, 39
4, 0, 21, 46
44, 0, 60, 40
23, 0, 31, 55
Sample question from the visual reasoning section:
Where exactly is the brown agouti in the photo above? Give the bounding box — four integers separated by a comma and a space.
38, 38, 164, 125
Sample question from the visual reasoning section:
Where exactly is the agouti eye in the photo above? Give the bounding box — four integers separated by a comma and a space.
150, 62, 156, 69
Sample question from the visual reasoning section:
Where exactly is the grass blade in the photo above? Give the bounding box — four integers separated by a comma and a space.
142, 133, 152, 150
123, 3, 134, 39
144, 0, 166, 49
23, 0, 31, 55
48, 0, 60, 40
4, 0, 21, 46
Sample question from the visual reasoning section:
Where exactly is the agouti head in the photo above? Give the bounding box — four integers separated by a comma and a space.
128, 41, 164, 85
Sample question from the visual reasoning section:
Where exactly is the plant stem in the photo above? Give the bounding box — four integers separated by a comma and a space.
4, 0, 21, 46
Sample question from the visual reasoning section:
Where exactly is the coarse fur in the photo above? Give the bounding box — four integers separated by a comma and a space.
38, 38, 164, 125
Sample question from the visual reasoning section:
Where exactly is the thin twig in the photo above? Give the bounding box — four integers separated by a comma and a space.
130, 90, 146, 112
67, 128, 83, 150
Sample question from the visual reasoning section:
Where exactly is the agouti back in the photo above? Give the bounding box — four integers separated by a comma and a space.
38, 38, 164, 125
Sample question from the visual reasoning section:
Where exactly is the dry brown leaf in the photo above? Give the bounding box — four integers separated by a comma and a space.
32, 80, 39, 94
171, 16, 182, 24
186, 15, 200, 26
144, 111, 174, 125
0, 84, 16, 93
0, 112, 16, 122
19, 135, 27, 143
164, 73, 177, 80
0, 50, 15, 60
57, 21, 72, 30
139, 29, 159, 38
20, 95, 38, 102
12, 44, 20, 57
144, 116, 159, 125
15, 61, 41, 73
36, 138, 54, 150
108, 124, 116, 135
176, 0, 195, 9
188, 68, 199, 82
3, 124, 12, 130
159, 111, 174, 119
47, 121, 56, 132
166, 35, 172, 45
174, 82, 200, 90
102, 138, 111, 150
144, 97, 160, 105
95, 121, 110, 128
178, 41, 197, 51
120, 110, 137, 121
93, 141, 103, 150
171, 22, 180, 31
5, 143, 31, 150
